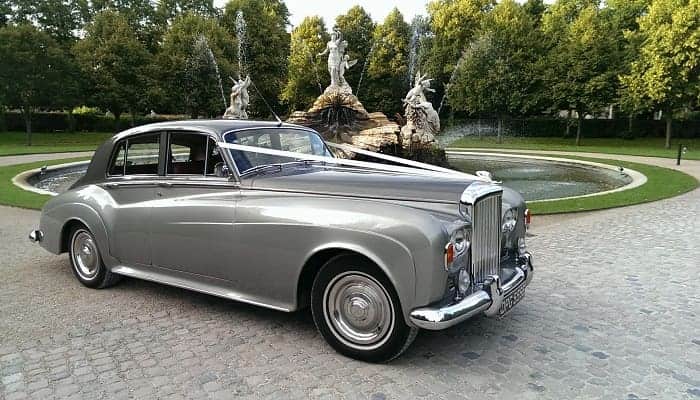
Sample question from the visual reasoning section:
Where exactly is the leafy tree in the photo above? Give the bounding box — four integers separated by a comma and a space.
620, 0, 698, 148
281, 16, 329, 111
449, 0, 544, 142
73, 10, 151, 129
153, 12, 235, 117
542, 1, 621, 145
5, 0, 86, 43
156, 0, 218, 25
523, 0, 547, 25
0, 25, 70, 144
334, 6, 375, 97
422, 0, 494, 111
364, 7, 411, 115
89, 0, 160, 50
222, 0, 290, 118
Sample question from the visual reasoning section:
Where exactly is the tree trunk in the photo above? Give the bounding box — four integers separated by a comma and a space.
113, 112, 121, 132
664, 112, 672, 149
576, 111, 583, 146
23, 107, 33, 146
129, 107, 136, 127
67, 109, 75, 132
497, 117, 503, 144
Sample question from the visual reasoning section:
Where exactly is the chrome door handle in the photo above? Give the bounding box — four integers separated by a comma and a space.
157, 182, 173, 188
105, 183, 120, 189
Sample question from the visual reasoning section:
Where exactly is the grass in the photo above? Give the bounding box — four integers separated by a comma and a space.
0, 157, 89, 209
449, 137, 700, 160
528, 155, 698, 214
0, 131, 112, 156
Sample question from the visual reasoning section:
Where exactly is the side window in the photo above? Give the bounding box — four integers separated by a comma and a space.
167, 133, 225, 177
108, 134, 160, 176
125, 134, 160, 175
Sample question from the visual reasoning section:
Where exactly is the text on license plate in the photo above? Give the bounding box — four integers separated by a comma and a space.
498, 283, 527, 317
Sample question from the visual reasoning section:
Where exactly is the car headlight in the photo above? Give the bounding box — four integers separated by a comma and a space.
457, 268, 471, 294
502, 208, 517, 233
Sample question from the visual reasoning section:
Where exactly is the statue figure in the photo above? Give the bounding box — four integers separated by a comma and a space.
318, 29, 357, 93
223, 75, 251, 119
401, 71, 440, 143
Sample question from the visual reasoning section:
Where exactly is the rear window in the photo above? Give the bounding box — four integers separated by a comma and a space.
108, 134, 160, 176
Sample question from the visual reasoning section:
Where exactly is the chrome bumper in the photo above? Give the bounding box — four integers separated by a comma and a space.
409, 253, 534, 330
28, 229, 43, 243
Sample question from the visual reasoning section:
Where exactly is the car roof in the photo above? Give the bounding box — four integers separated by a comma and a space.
112, 119, 311, 141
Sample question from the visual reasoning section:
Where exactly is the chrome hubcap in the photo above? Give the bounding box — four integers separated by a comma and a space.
324, 272, 394, 350
72, 230, 99, 279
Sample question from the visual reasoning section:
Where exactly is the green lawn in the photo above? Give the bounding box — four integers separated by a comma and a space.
0, 157, 90, 209
0, 131, 112, 156
528, 156, 698, 214
449, 137, 700, 160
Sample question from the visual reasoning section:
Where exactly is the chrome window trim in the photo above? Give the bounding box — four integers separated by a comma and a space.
105, 132, 162, 179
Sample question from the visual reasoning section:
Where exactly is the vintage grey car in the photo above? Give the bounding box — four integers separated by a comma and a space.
30, 120, 533, 362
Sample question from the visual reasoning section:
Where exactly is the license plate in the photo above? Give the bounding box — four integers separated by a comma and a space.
498, 282, 527, 317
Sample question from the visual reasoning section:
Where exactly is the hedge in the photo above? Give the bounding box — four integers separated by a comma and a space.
0, 111, 184, 133
443, 118, 700, 139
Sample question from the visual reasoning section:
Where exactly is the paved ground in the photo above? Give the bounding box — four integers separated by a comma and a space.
0, 154, 699, 399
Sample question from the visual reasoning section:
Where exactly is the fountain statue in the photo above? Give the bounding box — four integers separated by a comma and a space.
317, 30, 357, 93
401, 71, 440, 144
287, 28, 402, 151
223, 75, 251, 120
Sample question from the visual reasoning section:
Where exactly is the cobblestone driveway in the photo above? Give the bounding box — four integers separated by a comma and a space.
1, 184, 699, 399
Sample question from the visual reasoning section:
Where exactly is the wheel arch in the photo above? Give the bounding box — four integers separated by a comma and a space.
295, 241, 415, 320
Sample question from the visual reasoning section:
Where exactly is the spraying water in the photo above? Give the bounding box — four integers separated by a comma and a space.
407, 16, 425, 88
188, 34, 227, 111
355, 41, 377, 98
437, 51, 467, 115
235, 11, 248, 76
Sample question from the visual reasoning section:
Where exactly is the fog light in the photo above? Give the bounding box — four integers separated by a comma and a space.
518, 237, 527, 256
457, 268, 471, 294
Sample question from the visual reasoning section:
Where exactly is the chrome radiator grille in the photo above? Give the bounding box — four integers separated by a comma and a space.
471, 193, 502, 284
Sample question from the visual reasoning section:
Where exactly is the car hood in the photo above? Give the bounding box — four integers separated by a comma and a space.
246, 165, 525, 214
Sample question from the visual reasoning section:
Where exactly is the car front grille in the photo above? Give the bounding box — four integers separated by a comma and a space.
471, 193, 502, 285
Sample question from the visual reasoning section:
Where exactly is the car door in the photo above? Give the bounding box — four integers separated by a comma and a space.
103, 132, 162, 267
149, 131, 239, 281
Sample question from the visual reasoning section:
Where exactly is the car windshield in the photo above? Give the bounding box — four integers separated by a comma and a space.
223, 128, 333, 175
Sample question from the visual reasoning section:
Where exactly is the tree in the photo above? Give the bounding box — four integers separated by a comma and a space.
0, 25, 69, 144
334, 6, 375, 97
222, 0, 290, 118
620, 0, 699, 148
542, 1, 621, 145
73, 11, 151, 129
364, 7, 411, 115
281, 16, 329, 111
449, 0, 544, 142
7, 0, 85, 44
153, 12, 235, 117
422, 0, 494, 112
156, 0, 218, 26
89, 0, 160, 50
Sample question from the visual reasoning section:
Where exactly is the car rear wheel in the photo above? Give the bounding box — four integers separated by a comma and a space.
311, 254, 418, 362
68, 225, 120, 289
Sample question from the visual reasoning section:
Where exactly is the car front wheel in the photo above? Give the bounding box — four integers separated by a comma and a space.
311, 254, 418, 362
68, 224, 120, 289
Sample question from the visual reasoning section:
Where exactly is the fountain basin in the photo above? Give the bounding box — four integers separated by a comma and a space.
15, 153, 643, 203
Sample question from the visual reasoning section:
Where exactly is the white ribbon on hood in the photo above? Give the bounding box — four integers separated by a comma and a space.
216, 141, 479, 180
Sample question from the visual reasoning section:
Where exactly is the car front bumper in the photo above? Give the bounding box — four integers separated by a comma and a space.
409, 253, 534, 330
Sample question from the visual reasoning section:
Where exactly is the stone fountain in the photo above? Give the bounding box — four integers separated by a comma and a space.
286, 29, 403, 151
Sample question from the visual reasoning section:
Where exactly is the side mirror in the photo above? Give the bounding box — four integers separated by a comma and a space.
214, 162, 230, 178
